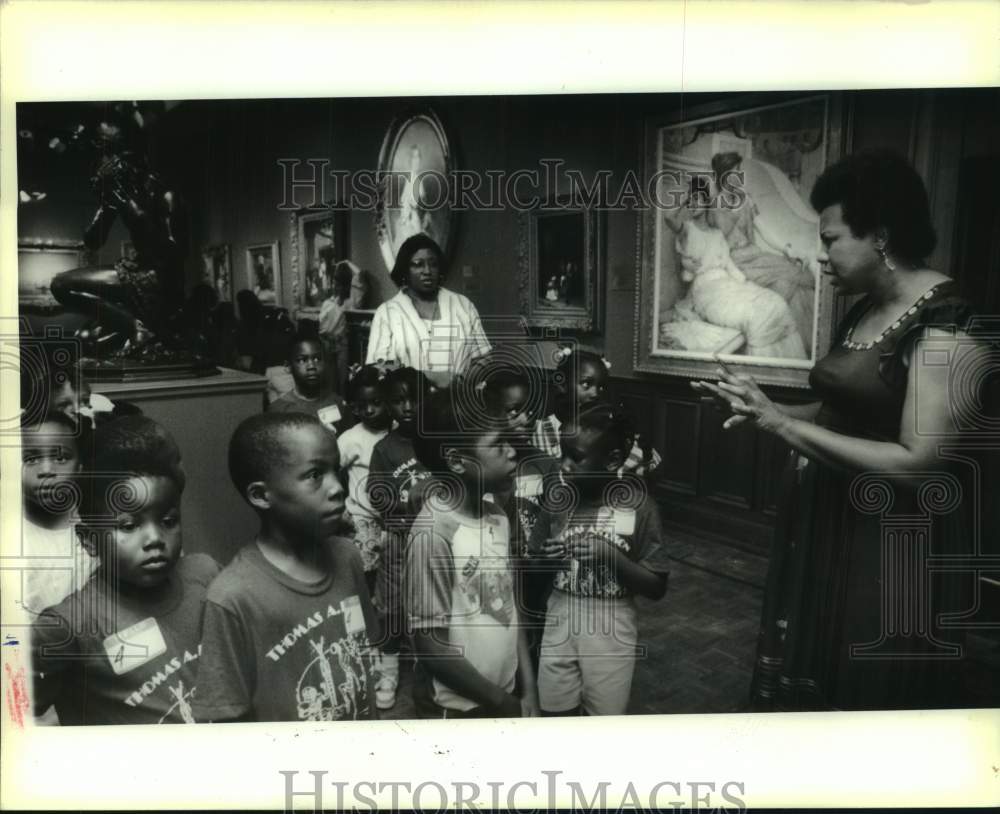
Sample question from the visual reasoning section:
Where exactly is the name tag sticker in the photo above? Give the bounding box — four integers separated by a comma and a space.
341, 595, 366, 635
613, 508, 636, 537
515, 475, 543, 499
317, 405, 342, 428
103, 617, 167, 675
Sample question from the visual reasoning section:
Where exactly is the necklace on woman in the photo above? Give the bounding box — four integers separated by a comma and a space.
842, 282, 945, 350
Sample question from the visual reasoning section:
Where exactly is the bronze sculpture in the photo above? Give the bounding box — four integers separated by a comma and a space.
48, 102, 215, 379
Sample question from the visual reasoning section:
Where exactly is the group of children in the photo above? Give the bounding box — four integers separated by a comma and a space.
22, 332, 669, 724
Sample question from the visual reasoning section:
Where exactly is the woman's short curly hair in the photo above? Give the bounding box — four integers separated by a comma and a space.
389, 233, 448, 288
810, 148, 936, 266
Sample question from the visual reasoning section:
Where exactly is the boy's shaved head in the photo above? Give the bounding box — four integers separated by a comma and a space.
228, 412, 322, 499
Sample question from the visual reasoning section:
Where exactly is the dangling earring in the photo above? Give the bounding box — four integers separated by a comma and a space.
876, 242, 896, 272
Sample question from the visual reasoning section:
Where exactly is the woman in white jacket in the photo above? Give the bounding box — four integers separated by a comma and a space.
366, 234, 491, 387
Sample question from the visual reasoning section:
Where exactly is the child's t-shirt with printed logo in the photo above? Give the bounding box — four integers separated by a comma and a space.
495, 449, 560, 554
490, 450, 561, 632
405, 500, 519, 712
528, 497, 671, 599
193, 537, 379, 723
368, 431, 431, 528
367, 431, 432, 609
31, 553, 220, 725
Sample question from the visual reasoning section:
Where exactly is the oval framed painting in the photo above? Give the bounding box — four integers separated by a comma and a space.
374, 108, 454, 271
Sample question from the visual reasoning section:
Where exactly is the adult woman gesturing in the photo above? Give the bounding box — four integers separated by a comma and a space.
694, 149, 988, 710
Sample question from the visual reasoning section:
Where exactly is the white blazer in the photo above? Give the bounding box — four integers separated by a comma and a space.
365, 287, 491, 378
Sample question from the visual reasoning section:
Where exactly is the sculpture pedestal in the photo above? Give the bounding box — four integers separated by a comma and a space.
94, 367, 266, 566
82, 350, 219, 382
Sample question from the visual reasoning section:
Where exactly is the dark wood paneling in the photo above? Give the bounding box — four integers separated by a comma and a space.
611, 374, 812, 554
619, 391, 653, 445
651, 396, 669, 466
697, 407, 756, 510
659, 398, 699, 495
755, 432, 789, 518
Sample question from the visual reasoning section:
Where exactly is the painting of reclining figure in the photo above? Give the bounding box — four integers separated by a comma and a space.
636, 95, 844, 387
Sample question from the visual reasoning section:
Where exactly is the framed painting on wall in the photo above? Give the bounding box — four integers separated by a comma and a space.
18, 238, 87, 312
374, 107, 454, 271
201, 243, 233, 303
245, 241, 281, 306
633, 93, 848, 388
290, 208, 349, 317
518, 199, 604, 333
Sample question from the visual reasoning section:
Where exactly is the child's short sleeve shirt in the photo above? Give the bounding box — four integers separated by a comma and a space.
267, 390, 354, 437
404, 500, 519, 712
337, 423, 388, 521
19, 518, 99, 621
193, 538, 378, 723
529, 497, 671, 599
499, 450, 561, 553
31, 553, 220, 725
367, 431, 431, 530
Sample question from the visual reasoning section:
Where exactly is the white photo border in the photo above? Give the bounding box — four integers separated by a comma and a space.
2, 1, 998, 811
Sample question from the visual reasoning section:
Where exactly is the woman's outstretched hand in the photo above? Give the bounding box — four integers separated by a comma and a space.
691, 358, 789, 434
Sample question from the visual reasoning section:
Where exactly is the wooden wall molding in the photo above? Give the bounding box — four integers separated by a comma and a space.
610, 374, 811, 554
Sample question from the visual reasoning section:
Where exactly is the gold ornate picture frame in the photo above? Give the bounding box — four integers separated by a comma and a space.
634, 93, 849, 387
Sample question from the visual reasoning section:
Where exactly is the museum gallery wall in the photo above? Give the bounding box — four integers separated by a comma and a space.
18, 89, 999, 550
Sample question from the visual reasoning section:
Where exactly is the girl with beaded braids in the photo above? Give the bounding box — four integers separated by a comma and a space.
527, 401, 670, 716
693, 148, 988, 710
533, 347, 662, 479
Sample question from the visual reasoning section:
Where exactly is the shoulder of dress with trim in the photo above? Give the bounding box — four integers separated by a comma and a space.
841, 282, 947, 351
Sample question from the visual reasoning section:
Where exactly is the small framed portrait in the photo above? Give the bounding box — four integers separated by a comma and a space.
245, 241, 281, 306
518, 199, 604, 333
201, 243, 233, 303
290, 208, 349, 316
374, 107, 454, 271
634, 93, 848, 387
